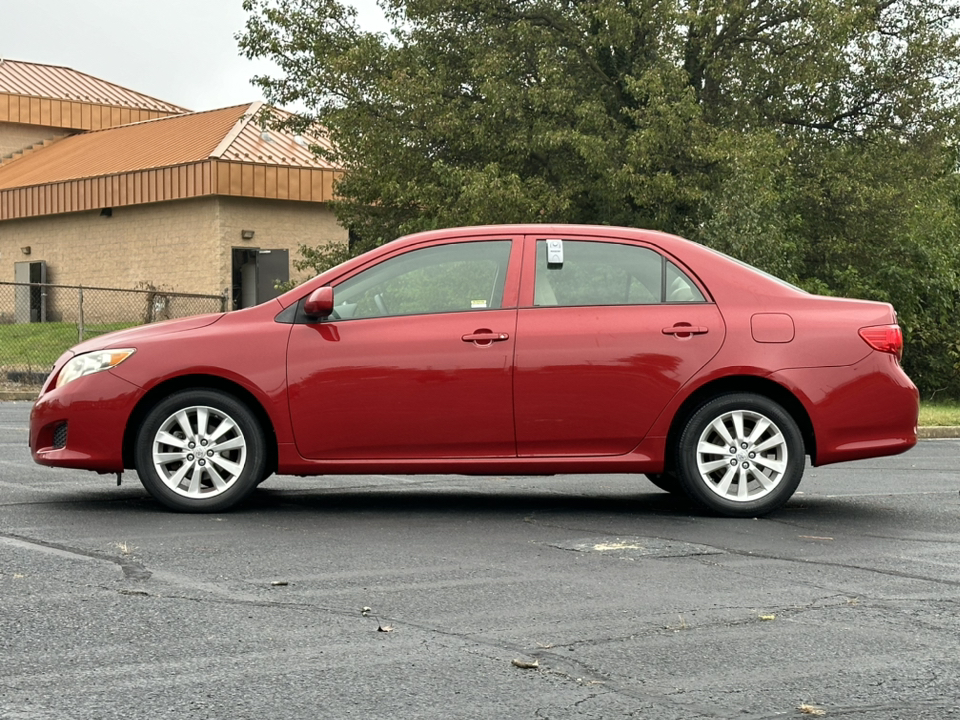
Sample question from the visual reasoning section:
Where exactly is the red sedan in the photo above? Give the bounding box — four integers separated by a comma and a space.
30, 225, 918, 516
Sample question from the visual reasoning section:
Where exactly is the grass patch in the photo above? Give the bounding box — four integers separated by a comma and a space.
0, 322, 135, 368
919, 401, 960, 427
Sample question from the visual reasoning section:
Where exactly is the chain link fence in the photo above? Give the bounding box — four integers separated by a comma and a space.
0, 282, 226, 390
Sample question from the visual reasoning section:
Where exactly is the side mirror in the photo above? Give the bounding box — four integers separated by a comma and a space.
304, 286, 334, 320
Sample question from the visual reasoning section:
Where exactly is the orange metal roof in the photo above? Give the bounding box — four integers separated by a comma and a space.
0, 103, 338, 190
216, 106, 338, 167
0, 59, 187, 113
0, 102, 343, 219
0, 105, 250, 188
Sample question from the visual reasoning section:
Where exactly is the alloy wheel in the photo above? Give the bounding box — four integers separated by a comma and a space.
694, 409, 788, 503
150, 405, 248, 499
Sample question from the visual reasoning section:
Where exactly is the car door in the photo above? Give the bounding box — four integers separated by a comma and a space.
287, 237, 521, 459
513, 235, 725, 456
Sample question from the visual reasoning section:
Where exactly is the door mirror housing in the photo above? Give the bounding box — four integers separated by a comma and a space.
304, 286, 334, 320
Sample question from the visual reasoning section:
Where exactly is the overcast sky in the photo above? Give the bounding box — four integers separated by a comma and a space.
2, 0, 389, 112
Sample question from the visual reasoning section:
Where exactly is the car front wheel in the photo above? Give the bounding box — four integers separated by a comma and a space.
134, 389, 266, 512
675, 393, 804, 517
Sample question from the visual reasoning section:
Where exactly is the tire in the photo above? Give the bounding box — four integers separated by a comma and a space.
134, 389, 267, 512
644, 472, 683, 495
675, 393, 804, 517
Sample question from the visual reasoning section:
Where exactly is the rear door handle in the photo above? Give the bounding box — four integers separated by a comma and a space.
662, 325, 708, 336
462, 332, 510, 343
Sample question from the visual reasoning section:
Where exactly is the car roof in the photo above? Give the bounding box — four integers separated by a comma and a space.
388, 224, 682, 246
278, 224, 804, 309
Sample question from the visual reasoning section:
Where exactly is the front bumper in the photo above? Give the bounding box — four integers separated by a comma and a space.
30, 370, 143, 472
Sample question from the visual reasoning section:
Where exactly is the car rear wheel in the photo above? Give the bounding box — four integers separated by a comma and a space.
134, 389, 266, 512
675, 393, 804, 517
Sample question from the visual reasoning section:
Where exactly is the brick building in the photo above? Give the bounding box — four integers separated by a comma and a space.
0, 59, 346, 321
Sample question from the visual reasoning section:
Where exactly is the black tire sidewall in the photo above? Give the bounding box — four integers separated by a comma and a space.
134, 389, 266, 512
676, 393, 804, 517
644, 472, 683, 495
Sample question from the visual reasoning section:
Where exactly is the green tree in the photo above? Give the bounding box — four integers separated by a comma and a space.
241, 0, 960, 396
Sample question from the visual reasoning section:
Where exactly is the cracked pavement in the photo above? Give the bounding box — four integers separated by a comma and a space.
2, 401, 960, 719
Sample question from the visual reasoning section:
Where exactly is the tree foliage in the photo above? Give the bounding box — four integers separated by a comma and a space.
240, 0, 960, 396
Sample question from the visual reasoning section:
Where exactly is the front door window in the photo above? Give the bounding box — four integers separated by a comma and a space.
332, 241, 512, 319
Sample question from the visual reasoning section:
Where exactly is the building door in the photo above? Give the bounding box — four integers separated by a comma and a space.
231, 248, 289, 310
257, 249, 289, 303
14, 260, 46, 323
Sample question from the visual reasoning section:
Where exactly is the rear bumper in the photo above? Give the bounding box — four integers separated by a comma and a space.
774, 354, 918, 466
30, 371, 142, 472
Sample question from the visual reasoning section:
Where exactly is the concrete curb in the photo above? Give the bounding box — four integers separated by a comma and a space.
0, 391, 37, 402
917, 426, 960, 439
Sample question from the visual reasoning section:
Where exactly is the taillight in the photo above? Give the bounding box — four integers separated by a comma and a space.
859, 325, 903, 360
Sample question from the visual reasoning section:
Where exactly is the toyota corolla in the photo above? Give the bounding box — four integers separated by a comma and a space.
30, 225, 919, 516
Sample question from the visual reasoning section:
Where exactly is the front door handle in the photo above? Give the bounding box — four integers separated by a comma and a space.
462, 331, 510, 344
662, 325, 708, 337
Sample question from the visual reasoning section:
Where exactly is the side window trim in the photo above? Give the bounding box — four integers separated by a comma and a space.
660, 254, 668, 303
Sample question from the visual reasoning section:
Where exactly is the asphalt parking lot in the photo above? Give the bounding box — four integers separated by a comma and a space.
3, 400, 960, 720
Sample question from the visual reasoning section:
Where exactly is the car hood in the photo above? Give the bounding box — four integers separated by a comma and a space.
68, 313, 225, 355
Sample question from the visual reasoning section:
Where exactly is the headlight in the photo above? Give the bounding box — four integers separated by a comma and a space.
55, 349, 136, 389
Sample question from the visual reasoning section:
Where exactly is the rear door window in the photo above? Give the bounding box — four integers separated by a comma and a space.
534, 239, 705, 306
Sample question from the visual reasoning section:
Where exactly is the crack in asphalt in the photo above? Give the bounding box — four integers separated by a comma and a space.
719, 546, 960, 588
737, 699, 959, 720
0, 531, 151, 580
525, 515, 960, 589
464, 640, 734, 719
763, 515, 960, 546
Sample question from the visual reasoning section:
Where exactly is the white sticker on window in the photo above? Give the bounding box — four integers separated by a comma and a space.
546, 239, 564, 264
471, 299, 487, 308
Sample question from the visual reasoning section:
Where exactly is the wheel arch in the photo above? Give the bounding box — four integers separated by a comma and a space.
662, 376, 815, 471
122, 374, 278, 476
